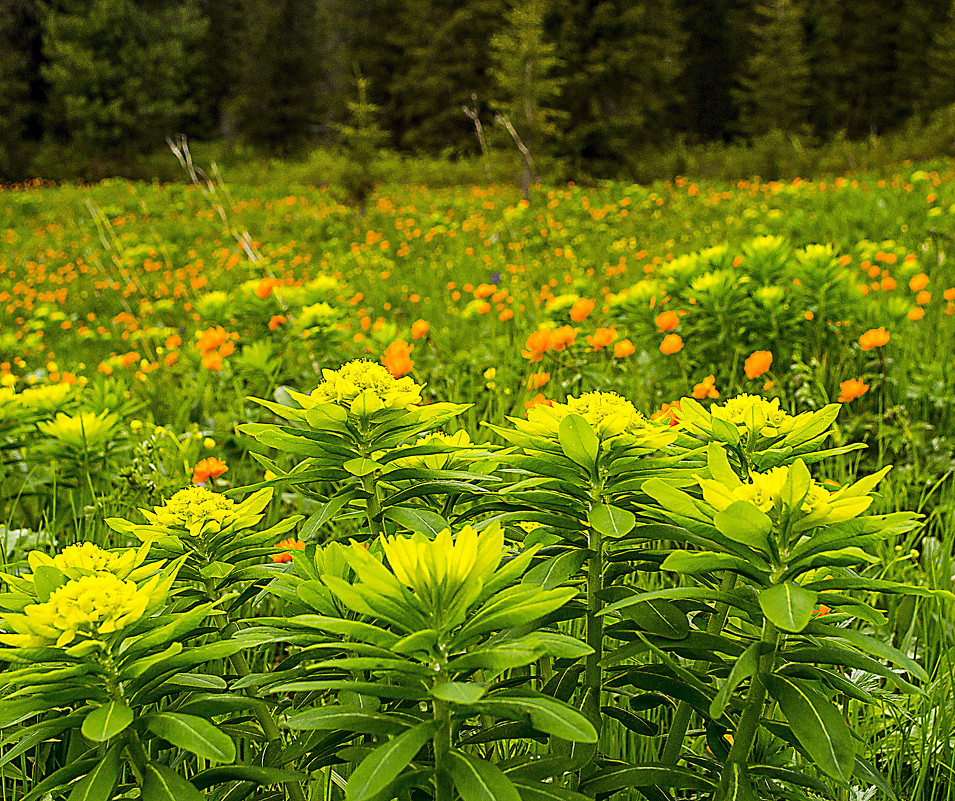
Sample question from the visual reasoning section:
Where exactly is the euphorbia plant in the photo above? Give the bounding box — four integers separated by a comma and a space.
243, 522, 598, 801
602, 433, 931, 798
0, 542, 266, 799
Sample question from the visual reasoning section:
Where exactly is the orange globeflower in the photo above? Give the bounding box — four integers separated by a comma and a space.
525, 393, 554, 413
659, 334, 683, 355
654, 310, 680, 332
652, 400, 682, 427
549, 325, 577, 351
692, 374, 719, 399
744, 350, 773, 379
272, 538, 306, 564
908, 273, 929, 292
382, 339, 414, 378
613, 339, 635, 358
526, 371, 550, 390
858, 327, 890, 351
586, 327, 617, 351
192, 457, 228, 484
410, 319, 430, 340
837, 378, 869, 403
569, 298, 595, 322
255, 276, 279, 299
522, 329, 551, 362
268, 314, 287, 331
908, 307, 925, 321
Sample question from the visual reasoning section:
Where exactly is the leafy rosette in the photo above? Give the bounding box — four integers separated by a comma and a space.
241, 523, 596, 801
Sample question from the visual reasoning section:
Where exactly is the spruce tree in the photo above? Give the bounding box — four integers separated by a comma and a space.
232, 0, 322, 152
927, 0, 955, 110
388, 0, 506, 153
40, 0, 205, 167
0, 1, 32, 179
804, 0, 843, 138
489, 0, 565, 196
733, 0, 811, 138
552, 0, 686, 175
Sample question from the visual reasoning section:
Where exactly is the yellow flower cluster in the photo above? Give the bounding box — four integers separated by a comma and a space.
37, 410, 120, 450
700, 464, 874, 531
2, 573, 158, 648
311, 360, 423, 410
713, 395, 794, 437
518, 391, 677, 448
149, 486, 237, 537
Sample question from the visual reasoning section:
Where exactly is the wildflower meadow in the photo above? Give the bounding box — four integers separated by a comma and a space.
0, 158, 954, 801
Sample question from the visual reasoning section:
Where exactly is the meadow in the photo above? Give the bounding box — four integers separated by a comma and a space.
0, 158, 954, 800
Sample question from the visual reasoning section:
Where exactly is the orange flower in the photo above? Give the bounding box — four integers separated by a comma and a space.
268, 314, 287, 331
522, 329, 551, 362
165, 333, 182, 350
908, 273, 929, 292
654, 310, 680, 332
473, 283, 496, 299
255, 276, 279, 299
858, 327, 890, 351
548, 325, 577, 351
613, 339, 635, 359
944, 287, 955, 302
525, 393, 554, 413
659, 334, 683, 355
907, 307, 925, 321
652, 400, 681, 427
382, 339, 414, 378
192, 457, 228, 484
526, 371, 550, 390
744, 350, 773, 379
410, 319, 430, 340
837, 378, 869, 403
569, 298, 595, 322
586, 327, 617, 352
692, 374, 719, 399
916, 290, 931, 305
201, 351, 224, 372
272, 538, 306, 563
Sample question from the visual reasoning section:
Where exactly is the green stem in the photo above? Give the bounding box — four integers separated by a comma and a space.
360, 474, 384, 539
585, 522, 604, 724
125, 730, 151, 778
433, 699, 454, 801
726, 618, 780, 765
661, 571, 739, 763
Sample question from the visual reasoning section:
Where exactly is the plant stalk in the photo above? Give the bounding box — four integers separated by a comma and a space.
433, 699, 454, 801
661, 571, 739, 763
585, 522, 604, 723
360, 474, 384, 539
726, 618, 780, 766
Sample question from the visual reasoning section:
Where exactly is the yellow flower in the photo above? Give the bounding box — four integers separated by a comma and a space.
2, 573, 160, 648
311, 360, 423, 410
713, 394, 793, 437
37, 410, 120, 451
380, 524, 504, 610
148, 486, 237, 538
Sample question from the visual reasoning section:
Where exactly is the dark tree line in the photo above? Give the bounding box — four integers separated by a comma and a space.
3, 0, 955, 180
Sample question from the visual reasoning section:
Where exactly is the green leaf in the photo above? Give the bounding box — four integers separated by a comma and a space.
141, 764, 205, 801
713, 501, 772, 551
512, 783, 591, 801
145, 713, 236, 763
448, 751, 521, 801
346, 720, 437, 801
716, 763, 756, 801
344, 457, 384, 476
710, 642, 761, 719
191, 765, 311, 789
432, 682, 487, 705
622, 599, 689, 640
477, 692, 597, 743
782, 459, 811, 513
66, 746, 120, 801
384, 506, 450, 536
764, 674, 856, 781
711, 417, 741, 446
579, 764, 717, 795
33, 566, 66, 601
660, 551, 765, 579
522, 550, 588, 590
301, 492, 354, 537
588, 504, 636, 538
558, 414, 599, 470
81, 702, 133, 743
285, 705, 408, 734
758, 583, 816, 633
